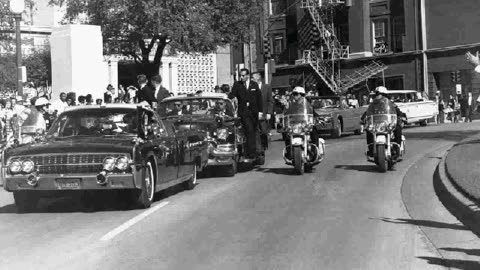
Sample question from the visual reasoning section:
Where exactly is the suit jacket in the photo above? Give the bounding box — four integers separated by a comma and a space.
229, 80, 263, 119
136, 84, 156, 105
156, 86, 170, 103
258, 81, 273, 115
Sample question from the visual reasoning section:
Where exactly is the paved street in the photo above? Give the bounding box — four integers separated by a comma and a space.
1, 122, 480, 270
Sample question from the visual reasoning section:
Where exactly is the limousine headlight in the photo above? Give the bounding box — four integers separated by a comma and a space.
115, 156, 129, 171
9, 160, 22, 174
103, 157, 116, 171
22, 159, 35, 173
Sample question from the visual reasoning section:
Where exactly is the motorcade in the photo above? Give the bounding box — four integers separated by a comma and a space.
308, 96, 367, 138
2, 104, 207, 212
363, 98, 406, 172
382, 90, 438, 126
159, 93, 256, 177
282, 100, 325, 175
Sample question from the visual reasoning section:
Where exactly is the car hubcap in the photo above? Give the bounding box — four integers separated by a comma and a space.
146, 162, 154, 201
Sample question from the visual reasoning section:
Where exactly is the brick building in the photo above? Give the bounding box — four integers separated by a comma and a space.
250, 0, 480, 100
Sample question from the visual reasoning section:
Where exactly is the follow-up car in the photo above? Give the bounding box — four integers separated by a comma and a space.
159, 93, 251, 177
2, 104, 207, 212
383, 90, 438, 126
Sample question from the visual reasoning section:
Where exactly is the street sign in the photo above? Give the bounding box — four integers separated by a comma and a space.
456, 84, 462, 94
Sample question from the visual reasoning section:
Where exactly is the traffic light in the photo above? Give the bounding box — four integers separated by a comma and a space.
456, 70, 461, 82
451, 71, 456, 82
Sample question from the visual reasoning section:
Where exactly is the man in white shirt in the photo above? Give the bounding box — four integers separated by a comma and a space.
51, 92, 68, 115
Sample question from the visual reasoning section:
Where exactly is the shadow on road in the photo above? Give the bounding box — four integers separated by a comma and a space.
334, 164, 381, 173
374, 217, 468, 230
439, 247, 480, 257
417, 256, 480, 270
255, 167, 298, 176
0, 183, 189, 214
404, 129, 480, 142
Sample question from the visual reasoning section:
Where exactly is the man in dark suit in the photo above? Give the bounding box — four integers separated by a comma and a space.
151, 74, 170, 114
104, 84, 115, 104
252, 72, 273, 150
229, 68, 263, 159
136, 74, 155, 105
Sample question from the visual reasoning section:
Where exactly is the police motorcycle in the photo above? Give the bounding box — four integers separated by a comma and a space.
282, 90, 325, 175
363, 97, 406, 172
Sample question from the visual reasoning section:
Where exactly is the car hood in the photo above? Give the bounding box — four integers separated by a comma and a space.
5, 136, 135, 157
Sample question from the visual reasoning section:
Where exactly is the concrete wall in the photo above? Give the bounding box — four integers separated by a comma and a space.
216, 45, 233, 86
50, 24, 108, 101
425, 0, 480, 49
348, 0, 371, 53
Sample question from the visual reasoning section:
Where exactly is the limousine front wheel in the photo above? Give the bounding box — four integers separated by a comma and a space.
134, 160, 155, 209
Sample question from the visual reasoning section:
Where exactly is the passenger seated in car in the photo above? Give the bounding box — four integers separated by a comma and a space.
169, 102, 189, 116
210, 100, 234, 117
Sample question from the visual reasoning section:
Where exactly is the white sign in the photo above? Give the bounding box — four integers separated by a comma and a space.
456, 84, 462, 94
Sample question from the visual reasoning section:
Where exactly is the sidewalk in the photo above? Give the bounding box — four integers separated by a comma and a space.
439, 132, 480, 238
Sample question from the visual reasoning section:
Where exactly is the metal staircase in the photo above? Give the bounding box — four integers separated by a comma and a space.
300, 0, 388, 95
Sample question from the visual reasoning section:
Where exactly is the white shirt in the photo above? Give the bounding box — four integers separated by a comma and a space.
245, 79, 250, 89
475, 65, 480, 73
468, 95, 472, 106
51, 99, 68, 113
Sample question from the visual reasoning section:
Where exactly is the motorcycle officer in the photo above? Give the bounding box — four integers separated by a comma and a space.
284, 86, 320, 158
362, 86, 406, 157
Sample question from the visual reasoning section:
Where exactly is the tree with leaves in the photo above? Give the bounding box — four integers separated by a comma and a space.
0, 0, 35, 52
49, 0, 263, 77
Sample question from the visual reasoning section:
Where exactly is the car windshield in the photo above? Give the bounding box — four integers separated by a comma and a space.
47, 108, 138, 138
160, 97, 235, 117
310, 97, 341, 109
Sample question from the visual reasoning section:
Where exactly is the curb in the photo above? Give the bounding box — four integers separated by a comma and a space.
435, 150, 480, 238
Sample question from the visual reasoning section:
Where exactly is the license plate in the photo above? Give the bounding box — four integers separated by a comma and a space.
55, 178, 81, 189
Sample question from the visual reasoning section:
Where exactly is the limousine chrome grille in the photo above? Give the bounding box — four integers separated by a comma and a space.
9, 153, 130, 175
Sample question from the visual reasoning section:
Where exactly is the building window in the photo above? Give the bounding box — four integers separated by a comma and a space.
392, 17, 405, 52
372, 18, 389, 54
273, 34, 284, 54
270, 0, 287, 16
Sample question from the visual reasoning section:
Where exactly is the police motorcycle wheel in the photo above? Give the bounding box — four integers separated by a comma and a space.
376, 144, 388, 173
293, 146, 304, 175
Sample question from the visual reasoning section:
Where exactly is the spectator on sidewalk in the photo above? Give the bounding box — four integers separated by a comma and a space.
466, 92, 473, 122
51, 92, 68, 114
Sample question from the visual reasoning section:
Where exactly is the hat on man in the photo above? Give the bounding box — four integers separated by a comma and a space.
35, 97, 50, 107
374, 86, 388, 94
292, 86, 306, 95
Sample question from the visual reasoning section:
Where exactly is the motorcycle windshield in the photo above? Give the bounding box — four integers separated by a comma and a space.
284, 100, 313, 127
366, 97, 396, 115
365, 97, 397, 132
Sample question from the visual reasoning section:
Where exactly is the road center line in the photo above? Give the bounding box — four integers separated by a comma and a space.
100, 201, 170, 242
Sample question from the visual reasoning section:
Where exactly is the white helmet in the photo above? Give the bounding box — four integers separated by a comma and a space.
35, 97, 50, 107
292, 86, 306, 95
375, 86, 388, 94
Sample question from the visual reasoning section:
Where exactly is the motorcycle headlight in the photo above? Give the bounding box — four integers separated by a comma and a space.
103, 156, 116, 171
216, 128, 228, 140
115, 156, 129, 171
22, 159, 35, 173
292, 124, 304, 134
9, 159, 22, 174
375, 122, 387, 133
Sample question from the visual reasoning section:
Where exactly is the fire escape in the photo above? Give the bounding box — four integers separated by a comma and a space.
300, 0, 388, 95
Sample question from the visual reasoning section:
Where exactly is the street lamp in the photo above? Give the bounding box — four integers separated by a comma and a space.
10, 0, 25, 97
